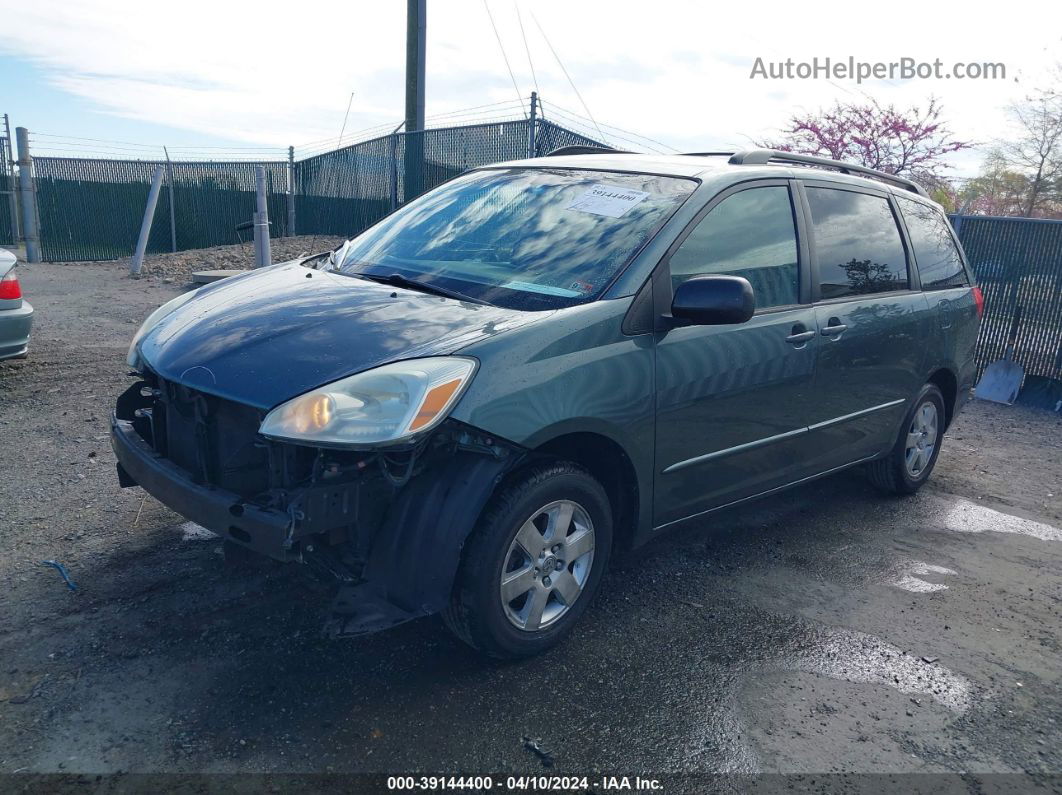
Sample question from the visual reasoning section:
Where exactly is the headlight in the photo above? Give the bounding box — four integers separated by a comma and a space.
259, 357, 477, 447
126, 290, 198, 368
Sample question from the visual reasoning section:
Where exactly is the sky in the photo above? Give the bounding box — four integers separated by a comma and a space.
1, 0, 1060, 176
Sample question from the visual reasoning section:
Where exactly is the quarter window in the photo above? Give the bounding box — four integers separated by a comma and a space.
669, 186, 799, 309
806, 188, 909, 299
897, 197, 969, 289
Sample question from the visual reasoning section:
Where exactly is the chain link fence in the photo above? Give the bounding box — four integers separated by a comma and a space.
22, 117, 602, 262
0, 134, 15, 246
952, 214, 1062, 380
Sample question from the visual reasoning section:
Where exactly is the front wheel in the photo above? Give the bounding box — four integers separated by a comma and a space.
442, 462, 612, 659
866, 383, 946, 495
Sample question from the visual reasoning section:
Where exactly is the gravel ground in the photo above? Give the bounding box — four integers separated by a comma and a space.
82, 235, 347, 283
1, 256, 1060, 788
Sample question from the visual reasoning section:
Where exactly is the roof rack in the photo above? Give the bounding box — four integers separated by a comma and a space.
724, 149, 929, 197
544, 145, 629, 157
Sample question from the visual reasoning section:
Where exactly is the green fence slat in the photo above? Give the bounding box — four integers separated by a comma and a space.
951, 214, 1062, 380
0, 135, 16, 246
32, 121, 606, 261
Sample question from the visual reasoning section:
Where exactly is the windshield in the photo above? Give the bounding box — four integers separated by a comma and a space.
338, 167, 697, 310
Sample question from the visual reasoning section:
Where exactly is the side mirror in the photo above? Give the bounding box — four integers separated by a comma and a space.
670, 275, 756, 325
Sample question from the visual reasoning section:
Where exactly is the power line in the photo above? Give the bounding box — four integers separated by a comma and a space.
482, 0, 527, 116
546, 103, 680, 153
530, 11, 604, 141
544, 106, 663, 153
514, 0, 539, 97
309, 91, 357, 253
33, 132, 286, 151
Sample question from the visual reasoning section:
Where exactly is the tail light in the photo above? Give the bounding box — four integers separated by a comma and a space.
971, 286, 984, 319
0, 271, 21, 300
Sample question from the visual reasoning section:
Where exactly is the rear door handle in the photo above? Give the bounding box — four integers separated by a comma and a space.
785, 330, 816, 344
821, 323, 847, 336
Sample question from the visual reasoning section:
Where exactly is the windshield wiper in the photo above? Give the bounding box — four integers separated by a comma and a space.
355, 272, 487, 305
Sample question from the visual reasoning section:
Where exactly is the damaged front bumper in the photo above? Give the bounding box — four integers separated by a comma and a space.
112, 416, 299, 561
111, 375, 526, 636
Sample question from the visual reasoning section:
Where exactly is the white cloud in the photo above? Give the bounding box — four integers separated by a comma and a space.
1, 0, 1059, 174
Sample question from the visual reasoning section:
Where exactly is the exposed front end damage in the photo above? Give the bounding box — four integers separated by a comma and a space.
111, 371, 527, 636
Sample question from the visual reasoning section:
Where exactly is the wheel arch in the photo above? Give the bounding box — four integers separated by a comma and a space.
926, 367, 958, 429
526, 430, 644, 552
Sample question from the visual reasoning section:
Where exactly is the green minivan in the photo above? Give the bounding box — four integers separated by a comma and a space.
113, 149, 982, 657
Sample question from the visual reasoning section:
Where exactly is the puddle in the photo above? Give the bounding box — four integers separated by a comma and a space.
891, 562, 957, 593
944, 500, 1062, 542
179, 522, 216, 542
788, 626, 972, 713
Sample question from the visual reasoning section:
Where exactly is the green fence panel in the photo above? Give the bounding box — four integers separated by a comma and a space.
951, 214, 1062, 380
30, 120, 606, 261
294, 135, 393, 237
0, 135, 16, 246
34, 157, 290, 261
291, 119, 606, 242
169, 161, 290, 250
35, 158, 174, 261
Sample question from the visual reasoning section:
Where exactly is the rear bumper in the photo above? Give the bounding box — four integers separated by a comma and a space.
0, 300, 33, 360
110, 414, 299, 561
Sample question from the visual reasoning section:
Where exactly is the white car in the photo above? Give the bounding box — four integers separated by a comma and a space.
0, 247, 33, 360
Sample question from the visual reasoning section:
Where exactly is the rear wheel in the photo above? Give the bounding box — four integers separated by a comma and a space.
443, 462, 612, 659
866, 383, 945, 495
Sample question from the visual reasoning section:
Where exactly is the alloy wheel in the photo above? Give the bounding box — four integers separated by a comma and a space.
904, 401, 939, 478
499, 500, 596, 631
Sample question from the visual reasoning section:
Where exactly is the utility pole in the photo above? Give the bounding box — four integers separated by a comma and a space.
403, 0, 426, 202
15, 128, 40, 263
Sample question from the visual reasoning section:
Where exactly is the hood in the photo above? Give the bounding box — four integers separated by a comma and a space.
138, 262, 542, 409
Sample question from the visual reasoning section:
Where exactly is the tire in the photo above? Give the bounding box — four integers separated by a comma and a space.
442, 462, 612, 659
866, 383, 946, 495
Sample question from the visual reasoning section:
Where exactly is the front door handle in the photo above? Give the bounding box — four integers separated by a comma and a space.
821, 322, 848, 336
785, 329, 816, 345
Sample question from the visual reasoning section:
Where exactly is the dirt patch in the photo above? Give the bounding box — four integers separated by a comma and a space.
50, 235, 348, 283
932, 399, 1062, 524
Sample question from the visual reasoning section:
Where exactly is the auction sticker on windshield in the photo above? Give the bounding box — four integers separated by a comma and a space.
566, 184, 651, 218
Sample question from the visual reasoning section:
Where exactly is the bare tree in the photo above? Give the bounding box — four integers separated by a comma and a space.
996, 73, 1062, 217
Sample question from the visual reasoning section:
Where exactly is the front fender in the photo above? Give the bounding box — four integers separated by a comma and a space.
327, 431, 527, 636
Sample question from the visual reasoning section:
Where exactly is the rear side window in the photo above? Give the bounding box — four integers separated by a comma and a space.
669, 186, 799, 309
806, 187, 909, 299
896, 197, 969, 289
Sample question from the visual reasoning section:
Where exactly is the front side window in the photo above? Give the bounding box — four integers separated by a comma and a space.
807, 187, 909, 299
896, 197, 969, 289
668, 186, 800, 309
338, 168, 696, 310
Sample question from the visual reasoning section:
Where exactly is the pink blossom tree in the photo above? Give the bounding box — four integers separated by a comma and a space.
763, 98, 973, 184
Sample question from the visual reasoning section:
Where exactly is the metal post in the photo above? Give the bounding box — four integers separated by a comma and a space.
163, 147, 177, 252
15, 128, 40, 263
527, 92, 538, 158
403, 0, 426, 202
3, 114, 20, 243
253, 165, 271, 267
130, 165, 165, 276
286, 145, 296, 237
389, 132, 399, 211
